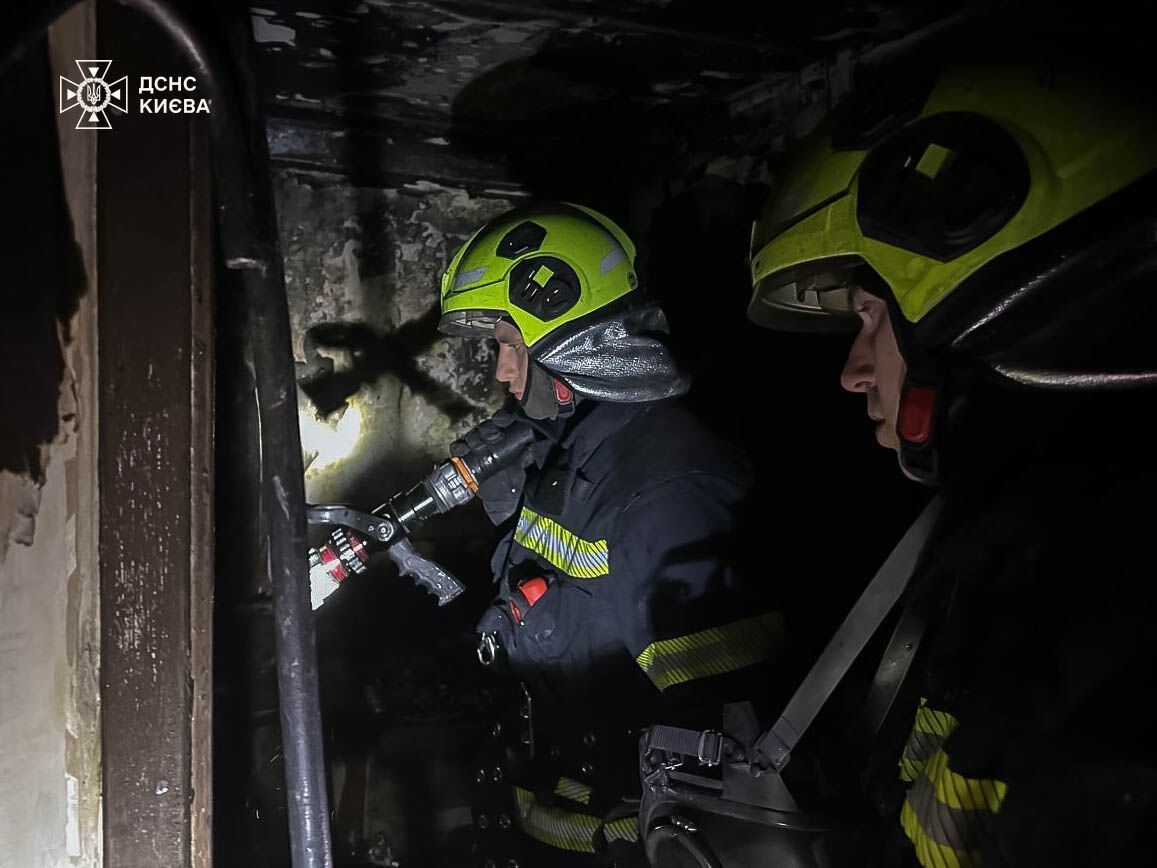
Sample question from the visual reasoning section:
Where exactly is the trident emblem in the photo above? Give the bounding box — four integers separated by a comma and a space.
59, 60, 128, 130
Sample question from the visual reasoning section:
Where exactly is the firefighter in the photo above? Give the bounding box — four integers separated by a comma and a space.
439, 203, 784, 866
746, 56, 1157, 865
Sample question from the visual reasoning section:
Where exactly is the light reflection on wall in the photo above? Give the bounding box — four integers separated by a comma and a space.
299, 400, 365, 475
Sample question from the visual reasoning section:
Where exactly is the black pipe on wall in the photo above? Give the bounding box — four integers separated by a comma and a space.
0, 2, 334, 866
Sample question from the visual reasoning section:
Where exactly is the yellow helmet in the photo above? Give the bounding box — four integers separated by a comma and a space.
750, 58, 1157, 482
749, 59, 1157, 385
439, 203, 638, 349
439, 203, 689, 409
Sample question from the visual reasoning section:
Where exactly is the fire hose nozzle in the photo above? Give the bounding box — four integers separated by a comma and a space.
308, 526, 372, 609
305, 412, 535, 609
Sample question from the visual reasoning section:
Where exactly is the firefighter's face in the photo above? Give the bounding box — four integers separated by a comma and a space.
494, 319, 528, 400
840, 288, 906, 452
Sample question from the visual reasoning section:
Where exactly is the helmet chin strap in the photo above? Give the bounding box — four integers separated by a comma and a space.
519, 361, 576, 420
897, 371, 943, 485
877, 290, 945, 486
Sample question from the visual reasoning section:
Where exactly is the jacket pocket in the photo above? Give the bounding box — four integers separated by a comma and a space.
507, 578, 592, 672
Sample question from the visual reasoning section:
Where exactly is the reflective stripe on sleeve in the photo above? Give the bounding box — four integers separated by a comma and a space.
513, 507, 610, 579
900, 746, 1007, 867
553, 776, 593, 805
899, 699, 961, 783
603, 816, 639, 844
634, 612, 783, 691
513, 786, 600, 853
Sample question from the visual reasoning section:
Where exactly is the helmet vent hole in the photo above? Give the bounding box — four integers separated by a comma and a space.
497, 222, 548, 259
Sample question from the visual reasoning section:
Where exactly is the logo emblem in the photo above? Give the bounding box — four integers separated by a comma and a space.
59, 60, 128, 130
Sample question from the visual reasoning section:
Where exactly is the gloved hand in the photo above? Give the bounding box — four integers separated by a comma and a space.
450, 409, 533, 524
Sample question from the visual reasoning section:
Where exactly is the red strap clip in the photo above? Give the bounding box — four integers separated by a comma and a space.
552, 378, 574, 404
508, 576, 549, 623
898, 385, 936, 445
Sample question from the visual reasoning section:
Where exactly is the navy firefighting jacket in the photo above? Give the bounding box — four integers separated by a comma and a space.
477, 397, 782, 855
873, 404, 1157, 868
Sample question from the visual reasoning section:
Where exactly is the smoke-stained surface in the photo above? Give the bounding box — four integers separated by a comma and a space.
276, 172, 512, 504
0, 41, 86, 507
216, 3, 983, 865
216, 171, 522, 868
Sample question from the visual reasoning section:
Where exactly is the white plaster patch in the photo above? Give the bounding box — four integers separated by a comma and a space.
64, 514, 77, 580
340, 239, 362, 299
2, 442, 88, 865
66, 774, 81, 856
0, 471, 41, 556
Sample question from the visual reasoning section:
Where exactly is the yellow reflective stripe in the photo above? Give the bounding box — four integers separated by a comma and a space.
513, 786, 600, 853
898, 702, 1007, 867
901, 798, 981, 868
553, 776, 592, 805
899, 699, 960, 783
914, 703, 959, 738
514, 507, 609, 579
603, 816, 639, 844
901, 747, 1008, 868
923, 750, 1007, 812
899, 755, 924, 784
635, 612, 783, 691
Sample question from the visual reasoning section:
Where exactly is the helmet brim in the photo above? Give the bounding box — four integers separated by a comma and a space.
747, 257, 863, 333
437, 309, 504, 337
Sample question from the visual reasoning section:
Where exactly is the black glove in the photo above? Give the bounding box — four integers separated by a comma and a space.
450, 409, 533, 524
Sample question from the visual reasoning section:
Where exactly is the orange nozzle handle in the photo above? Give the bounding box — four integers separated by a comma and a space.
449, 455, 479, 494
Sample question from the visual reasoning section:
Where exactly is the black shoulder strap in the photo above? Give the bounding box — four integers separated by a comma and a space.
753, 496, 944, 771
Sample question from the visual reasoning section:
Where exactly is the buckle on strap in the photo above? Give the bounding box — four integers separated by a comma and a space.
477, 632, 499, 666
645, 724, 731, 767
696, 731, 724, 767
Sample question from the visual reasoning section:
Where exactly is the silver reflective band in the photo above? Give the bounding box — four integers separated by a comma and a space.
600, 244, 626, 275
438, 308, 501, 336
454, 266, 488, 289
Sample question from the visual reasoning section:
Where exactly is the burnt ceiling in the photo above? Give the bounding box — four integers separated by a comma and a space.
251, 0, 978, 197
